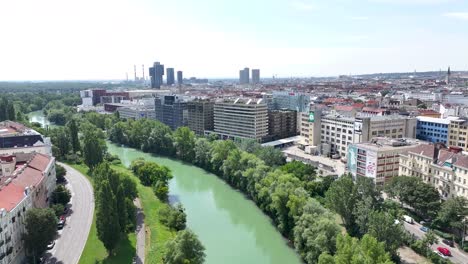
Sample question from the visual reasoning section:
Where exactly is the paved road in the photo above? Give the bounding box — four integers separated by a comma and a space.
404, 221, 468, 264
134, 199, 146, 264
45, 163, 94, 264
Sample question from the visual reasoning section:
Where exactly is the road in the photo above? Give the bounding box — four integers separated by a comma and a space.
134, 199, 146, 264
45, 163, 94, 264
403, 221, 468, 264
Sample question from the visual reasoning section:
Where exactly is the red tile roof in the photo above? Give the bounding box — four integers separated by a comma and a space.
0, 183, 24, 212
335, 105, 355, 112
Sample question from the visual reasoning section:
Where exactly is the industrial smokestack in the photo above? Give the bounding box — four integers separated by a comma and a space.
134, 65, 137, 81
142, 64, 145, 81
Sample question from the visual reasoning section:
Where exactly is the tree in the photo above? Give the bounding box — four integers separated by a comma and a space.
116, 184, 128, 233
436, 196, 468, 238
67, 118, 80, 153
280, 160, 316, 181
52, 185, 71, 206
7, 102, 16, 121
24, 208, 57, 261
255, 146, 286, 167
210, 140, 236, 173
125, 198, 137, 232
164, 230, 205, 264
55, 164, 67, 183
82, 130, 105, 170
325, 176, 357, 231
135, 161, 172, 187
49, 127, 71, 159
96, 180, 121, 254
159, 204, 187, 231
173, 127, 196, 162
367, 211, 405, 257
194, 138, 212, 169
121, 175, 138, 200
52, 204, 65, 217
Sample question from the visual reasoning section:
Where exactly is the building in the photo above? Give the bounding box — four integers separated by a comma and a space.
187, 99, 214, 136
271, 91, 310, 112
239, 68, 250, 84
304, 112, 417, 157
448, 118, 468, 151
348, 137, 422, 185
0, 121, 52, 156
252, 69, 260, 84
149, 61, 165, 89
213, 98, 268, 142
166, 68, 175, 85
154, 95, 188, 130
118, 106, 156, 120
268, 109, 297, 140
0, 152, 56, 264
416, 116, 454, 145
399, 143, 468, 199
177, 71, 183, 85
80, 89, 129, 107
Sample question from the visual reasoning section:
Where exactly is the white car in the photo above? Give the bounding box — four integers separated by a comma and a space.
434, 250, 448, 259
47, 241, 55, 250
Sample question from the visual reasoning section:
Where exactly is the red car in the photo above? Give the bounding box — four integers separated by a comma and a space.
437, 247, 451, 256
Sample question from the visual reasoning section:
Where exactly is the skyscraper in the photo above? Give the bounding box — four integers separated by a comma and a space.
252, 69, 260, 84
239, 67, 250, 84
177, 71, 183, 85
166, 68, 175, 85
149, 62, 164, 89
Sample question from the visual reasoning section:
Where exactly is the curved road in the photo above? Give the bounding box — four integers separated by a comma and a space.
45, 163, 94, 264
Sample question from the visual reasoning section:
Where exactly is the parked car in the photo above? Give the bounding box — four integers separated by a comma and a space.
420, 226, 429, 232
403, 215, 414, 224
433, 250, 448, 259
442, 239, 455, 247
63, 205, 69, 215
47, 241, 55, 250
57, 215, 66, 229
437, 247, 451, 256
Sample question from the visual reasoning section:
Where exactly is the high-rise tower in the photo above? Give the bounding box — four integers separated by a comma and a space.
252, 69, 260, 84
149, 62, 165, 89
446, 66, 451, 85
166, 68, 175, 85
177, 71, 183, 85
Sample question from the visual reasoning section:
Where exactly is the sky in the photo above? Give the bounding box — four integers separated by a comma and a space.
0, 0, 468, 80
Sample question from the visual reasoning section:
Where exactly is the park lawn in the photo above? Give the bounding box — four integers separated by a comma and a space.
69, 164, 137, 264
111, 165, 176, 264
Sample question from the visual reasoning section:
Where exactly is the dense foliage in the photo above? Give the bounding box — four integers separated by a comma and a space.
164, 229, 206, 264
24, 208, 58, 261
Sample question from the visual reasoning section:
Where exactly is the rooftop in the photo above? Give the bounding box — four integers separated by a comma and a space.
353, 137, 422, 152
0, 121, 40, 138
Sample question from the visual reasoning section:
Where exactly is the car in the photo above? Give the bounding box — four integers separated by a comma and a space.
433, 250, 448, 259
442, 239, 455, 247
403, 215, 414, 224
437, 247, 451, 256
47, 241, 55, 250
420, 226, 429, 232
63, 205, 69, 215
57, 215, 66, 229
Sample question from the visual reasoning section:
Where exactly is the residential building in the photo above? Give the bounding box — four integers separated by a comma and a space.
448, 118, 468, 151
271, 91, 310, 112
399, 143, 468, 199
80, 89, 129, 106
154, 95, 188, 130
0, 152, 56, 264
268, 109, 297, 140
416, 116, 456, 144
348, 137, 422, 185
252, 69, 260, 84
149, 61, 165, 89
0, 121, 52, 156
187, 99, 214, 136
177, 71, 183, 85
166, 68, 175, 85
213, 98, 268, 142
239, 68, 250, 84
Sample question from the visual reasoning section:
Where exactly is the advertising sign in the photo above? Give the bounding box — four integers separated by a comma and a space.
347, 145, 357, 175
354, 119, 363, 134
309, 112, 315, 122
365, 151, 377, 178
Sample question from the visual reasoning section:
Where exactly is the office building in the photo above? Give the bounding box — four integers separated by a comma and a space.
118, 106, 156, 120
239, 68, 250, 84
155, 95, 188, 130
399, 143, 468, 199
252, 69, 260, 84
177, 71, 183, 85
448, 118, 468, 151
416, 116, 457, 145
268, 110, 297, 140
149, 62, 165, 89
271, 91, 310, 112
0, 121, 52, 156
80, 89, 129, 107
213, 98, 268, 142
187, 99, 214, 136
166, 68, 175, 85
348, 137, 422, 185
0, 152, 56, 264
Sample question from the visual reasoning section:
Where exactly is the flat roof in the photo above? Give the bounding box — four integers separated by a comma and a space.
352, 138, 422, 152
262, 136, 302, 147
416, 116, 455, 125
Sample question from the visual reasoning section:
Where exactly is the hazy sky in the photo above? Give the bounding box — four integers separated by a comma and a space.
1, 0, 467, 80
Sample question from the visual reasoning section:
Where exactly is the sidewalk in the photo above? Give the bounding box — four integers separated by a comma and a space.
134, 198, 145, 264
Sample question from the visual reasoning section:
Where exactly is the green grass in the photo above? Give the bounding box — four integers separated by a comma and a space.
111, 165, 176, 264
68, 164, 137, 264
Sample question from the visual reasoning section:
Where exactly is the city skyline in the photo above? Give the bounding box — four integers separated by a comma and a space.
1, 0, 468, 80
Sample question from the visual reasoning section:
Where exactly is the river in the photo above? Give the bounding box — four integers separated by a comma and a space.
28, 110, 56, 128
107, 143, 302, 264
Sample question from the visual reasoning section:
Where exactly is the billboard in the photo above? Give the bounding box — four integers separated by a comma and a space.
309, 112, 315, 122
347, 145, 357, 175
365, 150, 377, 178
354, 119, 363, 134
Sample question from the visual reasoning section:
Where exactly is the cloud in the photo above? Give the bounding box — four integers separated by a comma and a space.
291, 1, 315, 11
443, 12, 468, 20
350, 16, 369, 20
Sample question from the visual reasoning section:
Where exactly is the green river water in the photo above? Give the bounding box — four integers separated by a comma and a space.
107, 143, 302, 264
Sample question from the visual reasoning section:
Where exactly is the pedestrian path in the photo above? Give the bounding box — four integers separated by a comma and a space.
134, 198, 146, 264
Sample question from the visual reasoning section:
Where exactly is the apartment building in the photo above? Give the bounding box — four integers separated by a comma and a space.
348, 137, 422, 185
448, 118, 468, 151
187, 99, 214, 136
213, 98, 268, 142
0, 153, 56, 264
416, 116, 459, 145
399, 144, 468, 199
270, 91, 310, 112
0, 121, 52, 156
268, 109, 297, 140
